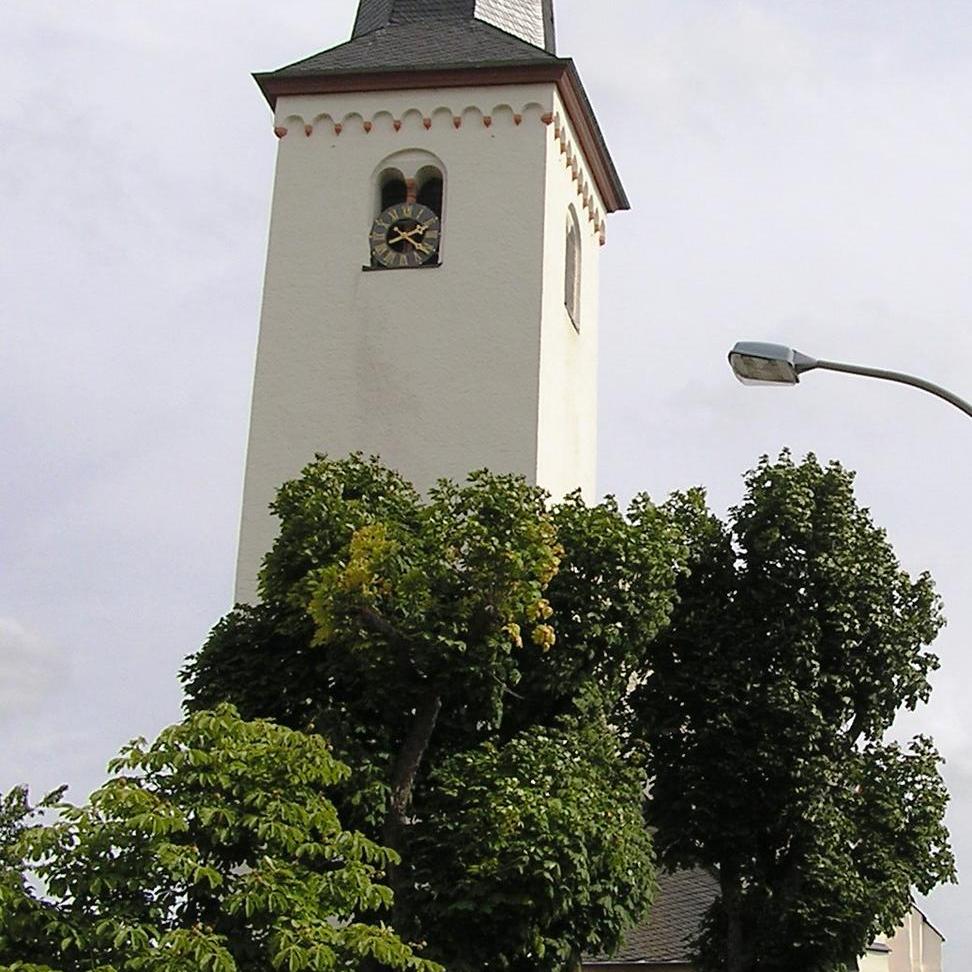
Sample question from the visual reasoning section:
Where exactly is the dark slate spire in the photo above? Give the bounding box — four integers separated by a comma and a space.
271, 0, 562, 82
352, 0, 556, 53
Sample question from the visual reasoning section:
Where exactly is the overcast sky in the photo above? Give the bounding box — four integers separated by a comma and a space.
2, 0, 970, 960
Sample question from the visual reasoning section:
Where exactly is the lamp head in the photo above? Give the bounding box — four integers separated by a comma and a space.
728, 342, 818, 386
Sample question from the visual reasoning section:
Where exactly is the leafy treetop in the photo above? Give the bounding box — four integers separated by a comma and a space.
0, 705, 440, 972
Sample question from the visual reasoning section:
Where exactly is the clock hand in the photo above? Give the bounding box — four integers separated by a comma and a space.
389, 226, 429, 247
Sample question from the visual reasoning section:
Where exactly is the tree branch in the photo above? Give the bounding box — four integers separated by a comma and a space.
383, 690, 443, 855
359, 606, 407, 644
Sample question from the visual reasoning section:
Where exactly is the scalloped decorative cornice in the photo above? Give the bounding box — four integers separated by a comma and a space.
271, 98, 607, 243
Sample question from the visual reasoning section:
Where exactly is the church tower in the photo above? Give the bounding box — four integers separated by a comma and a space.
236, 0, 628, 602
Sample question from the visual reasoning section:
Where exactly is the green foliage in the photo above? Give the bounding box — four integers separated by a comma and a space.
0, 705, 440, 972
411, 717, 655, 971
183, 455, 687, 967
628, 452, 955, 972
0, 788, 60, 866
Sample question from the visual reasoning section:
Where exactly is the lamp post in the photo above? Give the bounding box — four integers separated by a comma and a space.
728, 341, 972, 420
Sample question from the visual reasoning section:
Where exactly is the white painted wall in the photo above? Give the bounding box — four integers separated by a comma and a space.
236, 81, 607, 603
886, 906, 944, 972
535, 87, 605, 503
859, 947, 892, 972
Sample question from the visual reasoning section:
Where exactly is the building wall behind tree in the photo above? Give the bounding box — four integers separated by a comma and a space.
885, 906, 944, 972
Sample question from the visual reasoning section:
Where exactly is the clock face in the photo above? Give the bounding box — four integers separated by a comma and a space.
369, 203, 441, 269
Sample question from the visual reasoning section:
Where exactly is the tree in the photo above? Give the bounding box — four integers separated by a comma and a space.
0, 705, 440, 972
183, 455, 687, 969
410, 715, 654, 971
627, 453, 955, 972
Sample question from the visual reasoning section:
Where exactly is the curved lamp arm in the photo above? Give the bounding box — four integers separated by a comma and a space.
813, 358, 972, 420
728, 342, 972, 420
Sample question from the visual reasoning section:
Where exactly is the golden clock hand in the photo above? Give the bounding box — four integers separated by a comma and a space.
411, 224, 436, 244
390, 228, 430, 250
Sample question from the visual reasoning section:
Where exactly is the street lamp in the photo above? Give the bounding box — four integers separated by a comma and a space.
728, 341, 972, 419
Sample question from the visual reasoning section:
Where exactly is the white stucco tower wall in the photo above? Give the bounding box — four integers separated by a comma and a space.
235, 7, 626, 604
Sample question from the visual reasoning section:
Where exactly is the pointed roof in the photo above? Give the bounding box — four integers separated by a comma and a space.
254, 0, 628, 212
272, 18, 558, 77
584, 869, 936, 966
353, 0, 557, 54
587, 868, 720, 965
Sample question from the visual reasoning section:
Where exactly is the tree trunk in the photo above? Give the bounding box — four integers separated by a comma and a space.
363, 690, 442, 972
383, 688, 443, 934
721, 862, 746, 972
383, 689, 443, 855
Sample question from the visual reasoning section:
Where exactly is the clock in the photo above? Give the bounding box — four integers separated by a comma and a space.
369, 203, 441, 269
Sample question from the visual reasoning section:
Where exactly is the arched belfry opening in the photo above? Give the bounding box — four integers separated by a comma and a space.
369, 151, 445, 269
415, 166, 443, 218
379, 168, 408, 212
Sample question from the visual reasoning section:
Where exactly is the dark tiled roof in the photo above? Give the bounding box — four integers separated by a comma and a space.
351, 0, 556, 53
589, 868, 900, 965
589, 868, 720, 965
270, 18, 560, 78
